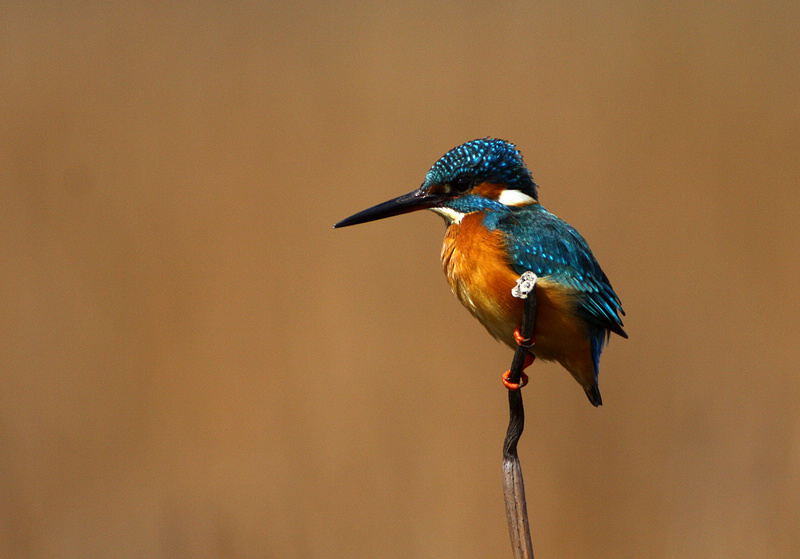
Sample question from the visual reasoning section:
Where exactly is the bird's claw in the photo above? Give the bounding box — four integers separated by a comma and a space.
502, 370, 529, 390
502, 352, 535, 390
514, 326, 535, 348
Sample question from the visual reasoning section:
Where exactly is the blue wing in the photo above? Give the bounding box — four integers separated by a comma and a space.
495, 204, 627, 340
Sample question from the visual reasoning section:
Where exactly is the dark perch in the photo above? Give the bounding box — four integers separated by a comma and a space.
503, 272, 537, 559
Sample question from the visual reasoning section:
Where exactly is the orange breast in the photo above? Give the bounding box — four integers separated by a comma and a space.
441, 213, 522, 343
441, 213, 596, 390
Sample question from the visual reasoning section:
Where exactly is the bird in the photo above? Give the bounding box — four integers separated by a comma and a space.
334, 138, 626, 406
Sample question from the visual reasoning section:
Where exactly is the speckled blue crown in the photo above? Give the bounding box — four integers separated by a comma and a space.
423, 138, 538, 200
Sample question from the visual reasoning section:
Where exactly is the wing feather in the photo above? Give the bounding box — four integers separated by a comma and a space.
499, 206, 627, 339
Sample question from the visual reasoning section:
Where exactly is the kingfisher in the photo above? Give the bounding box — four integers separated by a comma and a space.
334, 139, 626, 406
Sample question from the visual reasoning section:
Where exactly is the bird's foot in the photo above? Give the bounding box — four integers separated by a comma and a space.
502, 370, 529, 390
502, 353, 535, 391
513, 326, 535, 348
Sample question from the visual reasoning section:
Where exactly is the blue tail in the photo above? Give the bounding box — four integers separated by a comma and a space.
585, 328, 610, 407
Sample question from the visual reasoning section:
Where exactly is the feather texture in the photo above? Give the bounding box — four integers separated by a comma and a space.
441, 204, 626, 407
499, 204, 627, 340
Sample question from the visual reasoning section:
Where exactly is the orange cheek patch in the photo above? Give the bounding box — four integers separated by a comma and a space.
473, 182, 505, 200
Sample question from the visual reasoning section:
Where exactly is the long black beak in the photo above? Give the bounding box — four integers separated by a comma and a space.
334, 188, 443, 228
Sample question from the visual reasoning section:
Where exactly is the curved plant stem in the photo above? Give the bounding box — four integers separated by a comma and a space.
502, 274, 537, 559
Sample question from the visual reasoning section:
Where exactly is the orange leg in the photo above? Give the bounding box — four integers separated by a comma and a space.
502, 326, 537, 390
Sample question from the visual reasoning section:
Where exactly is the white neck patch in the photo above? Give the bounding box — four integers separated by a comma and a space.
430, 206, 465, 224
497, 189, 537, 207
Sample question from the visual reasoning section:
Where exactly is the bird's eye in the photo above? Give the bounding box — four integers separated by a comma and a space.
450, 175, 472, 193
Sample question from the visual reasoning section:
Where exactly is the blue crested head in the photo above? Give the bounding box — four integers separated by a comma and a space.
334, 138, 540, 230
422, 138, 539, 201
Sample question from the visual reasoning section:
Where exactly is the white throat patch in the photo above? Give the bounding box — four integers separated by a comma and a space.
497, 189, 537, 207
430, 206, 465, 224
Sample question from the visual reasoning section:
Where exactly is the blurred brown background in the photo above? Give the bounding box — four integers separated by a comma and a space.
2, 2, 799, 558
